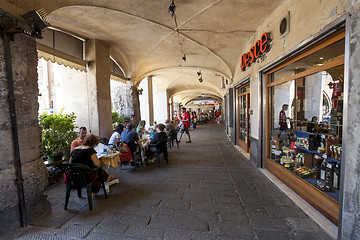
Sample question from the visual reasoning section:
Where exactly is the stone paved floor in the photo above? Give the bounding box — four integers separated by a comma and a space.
6, 123, 331, 240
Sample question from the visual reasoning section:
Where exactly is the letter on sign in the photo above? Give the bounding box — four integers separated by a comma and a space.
240, 32, 272, 71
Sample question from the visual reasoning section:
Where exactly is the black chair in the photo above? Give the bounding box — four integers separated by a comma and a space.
57, 163, 107, 211
168, 130, 179, 149
124, 141, 142, 169
148, 139, 168, 166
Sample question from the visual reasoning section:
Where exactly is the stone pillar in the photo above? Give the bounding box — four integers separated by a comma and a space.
174, 102, 180, 114
339, 4, 360, 239
170, 96, 174, 120
0, 10, 49, 236
131, 86, 141, 125
166, 90, 170, 120
85, 39, 112, 139
147, 76, 154, 125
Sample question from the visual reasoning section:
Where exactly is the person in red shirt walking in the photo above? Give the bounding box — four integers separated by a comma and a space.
178, 107, 191, 143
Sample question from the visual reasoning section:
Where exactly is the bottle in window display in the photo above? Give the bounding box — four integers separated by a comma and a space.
320, 158, 327, 181
333, 163, 340, 189
324, 162, 334, 191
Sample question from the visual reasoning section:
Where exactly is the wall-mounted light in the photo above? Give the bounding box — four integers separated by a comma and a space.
137, 87, 143, 95
182, 54, 186, 61
168, 0, 176, 17
22, 10, 49, 38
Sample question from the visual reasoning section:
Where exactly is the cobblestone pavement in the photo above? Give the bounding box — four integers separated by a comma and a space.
6, 123, 331, 240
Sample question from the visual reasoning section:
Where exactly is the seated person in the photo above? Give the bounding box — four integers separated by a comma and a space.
70, 134, 115, 197
165, 119, 176, 133
108, 124, 124, 149
145, 124, 168, 160
121, 123, 141, 151
148, 128, 156, 139
307, 116, 318, 133
71, 127, 87, 152
136, 120, 149, 135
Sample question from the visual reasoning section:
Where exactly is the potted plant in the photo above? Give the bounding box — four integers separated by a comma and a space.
39, 109, 78, 163
112, 111, 130, 130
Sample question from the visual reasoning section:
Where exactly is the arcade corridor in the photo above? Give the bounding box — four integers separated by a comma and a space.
6, 123, 330, 240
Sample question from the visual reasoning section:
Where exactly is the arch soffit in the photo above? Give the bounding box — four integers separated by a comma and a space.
46, 4, 232, 81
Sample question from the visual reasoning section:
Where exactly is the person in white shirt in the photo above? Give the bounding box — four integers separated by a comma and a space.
108, 124, 124, 149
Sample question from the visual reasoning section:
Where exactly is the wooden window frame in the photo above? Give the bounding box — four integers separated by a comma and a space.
264, 31, 345, 225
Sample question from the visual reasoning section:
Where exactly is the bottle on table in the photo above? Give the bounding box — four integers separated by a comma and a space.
103, 144, 107, 154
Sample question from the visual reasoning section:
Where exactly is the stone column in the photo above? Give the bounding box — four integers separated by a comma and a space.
0, 10, 49, 236
170, 96, 174, 120
166, 90, 170, 120
131, 86, 141, 125
85, 39, 112, 139
339, 4, 360, 239
147, 76, 154, 125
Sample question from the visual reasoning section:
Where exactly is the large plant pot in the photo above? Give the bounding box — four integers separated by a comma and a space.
47, 153, 63, 164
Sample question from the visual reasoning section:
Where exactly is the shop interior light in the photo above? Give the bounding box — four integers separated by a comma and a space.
320, 57, 324, 60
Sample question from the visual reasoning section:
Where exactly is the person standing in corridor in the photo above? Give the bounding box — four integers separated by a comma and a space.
178, 107, 191, 143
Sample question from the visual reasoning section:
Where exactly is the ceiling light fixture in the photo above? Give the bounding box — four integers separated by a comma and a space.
168, 0, 176, 17
169, 0, 187, 62
197, 70, 203, 83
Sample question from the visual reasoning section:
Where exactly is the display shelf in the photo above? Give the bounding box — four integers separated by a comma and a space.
304, 178, 340, 201
281, 163, 340, 201
296, 146, 341, 163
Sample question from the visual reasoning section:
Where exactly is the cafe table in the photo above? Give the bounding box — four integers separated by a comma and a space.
99, 151, 121, 193
100, 151, 121, 170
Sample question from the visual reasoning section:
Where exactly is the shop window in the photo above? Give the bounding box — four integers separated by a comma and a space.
265, 30, 344, 224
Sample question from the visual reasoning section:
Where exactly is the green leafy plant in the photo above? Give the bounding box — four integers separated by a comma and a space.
112, 111, 129, 124
112, 111, 120, 124
39, 109, 78, 158
112, 111, 130, 130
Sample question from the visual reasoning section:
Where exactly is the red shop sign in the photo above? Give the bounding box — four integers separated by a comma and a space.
241, 32, 272, 71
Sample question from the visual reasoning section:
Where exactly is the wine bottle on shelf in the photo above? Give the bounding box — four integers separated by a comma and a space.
320, 158, 327, 181
333, 163, 340, 189
325, 162, 334, 191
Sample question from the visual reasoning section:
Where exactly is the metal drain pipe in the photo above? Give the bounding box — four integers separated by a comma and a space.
2, 32, 28, 227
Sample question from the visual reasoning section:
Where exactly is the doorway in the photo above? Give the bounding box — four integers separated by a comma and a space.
237, 83, 250, 152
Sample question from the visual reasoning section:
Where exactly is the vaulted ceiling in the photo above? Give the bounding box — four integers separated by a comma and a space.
2, 0, 284, 104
